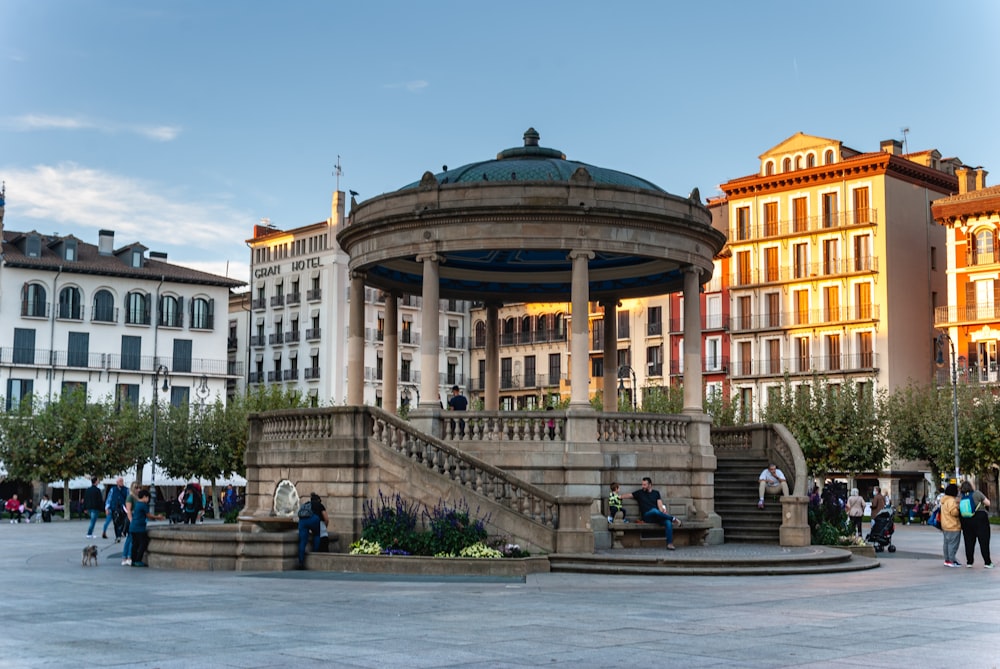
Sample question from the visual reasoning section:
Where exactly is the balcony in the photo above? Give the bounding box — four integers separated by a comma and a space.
729, 352, 879, 378
227, 336, 238, 350
283, 369, 299, 381
729, 304, 880, 332
284, 330, 300, 344
248, 371, 264, 384
268, 333, 282, 345
647, 322, 662, 337
251, 298, 266, 311
731, 207, 878, 242
966, 249, 1000, 267
935, 304, 1000, 327
286, 292, 301, 306
668, 357, 729, 375
305, 328, 322, 340
731, 256, 879, 287
250, 335, 266, 348
304, 367, 321, 380
91, 306, 119, 323
306, 288, 322, 301
270, 295, 285, 308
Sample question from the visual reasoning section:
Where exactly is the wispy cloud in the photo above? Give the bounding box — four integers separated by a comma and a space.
3, 113, 181, 142
1, 162, 251, 261
383, 80, 429, 93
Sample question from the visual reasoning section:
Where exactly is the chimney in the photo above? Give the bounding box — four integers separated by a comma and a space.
975, 168, 988, 191
955, 167, 975, 195
150, 251, 168, 261
98, 229, 115, 255
880, 139, 903, 156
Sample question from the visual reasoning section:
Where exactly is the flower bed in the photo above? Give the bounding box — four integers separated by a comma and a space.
306, 552, 550, 577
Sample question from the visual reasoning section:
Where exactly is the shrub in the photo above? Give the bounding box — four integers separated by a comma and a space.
459, 542, 503, 559
423, 498, 488, 556
349, 539, 383, 555
361, 491, 421, 553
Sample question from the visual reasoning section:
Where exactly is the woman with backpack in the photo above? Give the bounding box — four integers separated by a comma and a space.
958, 481, 993, 569
941, 483, 963, 567
296, 493, 329, 570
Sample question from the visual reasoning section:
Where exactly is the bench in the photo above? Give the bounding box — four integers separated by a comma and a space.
607, 497, 713, 548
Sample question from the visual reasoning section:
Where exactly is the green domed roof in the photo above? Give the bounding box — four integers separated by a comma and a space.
399, 128, 666, 193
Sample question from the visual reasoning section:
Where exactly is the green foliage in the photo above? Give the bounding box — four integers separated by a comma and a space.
424, 498, 488, 556
703, 390, 742, 427
808, 504, 850, 545
361, 491, 422, 553
641, 385, 684, 414
762, 375, 888, 478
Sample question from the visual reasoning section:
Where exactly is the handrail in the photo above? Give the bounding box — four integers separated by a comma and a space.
369, 407, 560, 529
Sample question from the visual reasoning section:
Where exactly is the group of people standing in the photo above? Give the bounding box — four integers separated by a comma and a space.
939, 481, 993, 569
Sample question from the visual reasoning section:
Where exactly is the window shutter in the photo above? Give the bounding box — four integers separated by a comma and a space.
177, 296, 184, 327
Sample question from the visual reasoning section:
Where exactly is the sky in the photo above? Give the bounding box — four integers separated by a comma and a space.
3, 0, 999, 287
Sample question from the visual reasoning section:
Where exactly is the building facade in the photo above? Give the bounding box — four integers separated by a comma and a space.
240, 191, 472, 408
1, 207, 244, 409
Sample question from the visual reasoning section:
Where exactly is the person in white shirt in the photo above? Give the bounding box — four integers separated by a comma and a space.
757, 464, 789, 509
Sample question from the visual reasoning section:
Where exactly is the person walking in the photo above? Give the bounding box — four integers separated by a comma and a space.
958, 480, 993, 569
869, 486, 886, 531
845, 488, 866, 537
941, 483, 963, 567
83, 477, 104, 538
101, 477, 128, 540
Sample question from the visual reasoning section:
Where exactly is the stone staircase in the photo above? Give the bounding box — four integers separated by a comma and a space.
715, 455, 782, 543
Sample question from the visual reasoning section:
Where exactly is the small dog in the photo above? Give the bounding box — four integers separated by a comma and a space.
82, 545, 98, 566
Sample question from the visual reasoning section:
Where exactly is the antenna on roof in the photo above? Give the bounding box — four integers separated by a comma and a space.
901, 127, 910, 154
333, 155, 343, 192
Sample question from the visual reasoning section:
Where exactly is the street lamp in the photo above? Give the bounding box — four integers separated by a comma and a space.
617, 364, 637, 412
196, 374, 210, 410
150, 364, 170, 512
936, 333, 960, 482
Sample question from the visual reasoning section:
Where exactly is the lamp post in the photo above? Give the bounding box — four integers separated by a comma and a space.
936, 333, 960, 482
617, 364, 637, 412
196, 374, 210, 411
150, 364, 170, 512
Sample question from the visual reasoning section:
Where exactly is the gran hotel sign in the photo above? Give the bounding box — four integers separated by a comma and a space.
253, 256, 321, 279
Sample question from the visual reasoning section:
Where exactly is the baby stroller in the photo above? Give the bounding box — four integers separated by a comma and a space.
865, 507, 896, 553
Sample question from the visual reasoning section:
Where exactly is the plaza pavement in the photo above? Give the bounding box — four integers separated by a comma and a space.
1, 516, 997, 669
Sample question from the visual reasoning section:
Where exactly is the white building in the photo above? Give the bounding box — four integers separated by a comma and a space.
1, 200, 245, 409
238, 191, 472, 408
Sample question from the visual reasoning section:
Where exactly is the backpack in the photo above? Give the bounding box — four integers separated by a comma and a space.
928, 505, 942, 530
297, 501, 314, 519
959, 493, 978, 518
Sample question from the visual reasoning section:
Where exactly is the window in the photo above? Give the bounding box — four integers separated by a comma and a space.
736, 251, 751, 285
852, 187, 870, 224
824, 149, 834, 164
764, 247, 779, 282
401, 358, 411, 383
126, 292, 150, 325
826, 334, 841, 371
740, 387, 753, 422
736, 206, 751, 240
793, 243, 808, 279
448, 324, 459, 348
767, 339, 781, 374
191, 298, 213, 330
794, 156, 802, 170
646, 346, 662, 376
766, 292, 780, 327
159, 295, 182, 328
856, 283, 872, 319
764, 161, 774, 176
121, 335, 142, 371
447, 359, 458, 386
474, 321, 486, 348
22, 283, 47, 317
477, 359, 486, 391
536, 314, 549, 341
705, 337, 722, 372
5, 379, 33, 411
13, 328, 36, 365
794, 290, 809, 325
858, 332, 873, 367
822, 192, 838, 228
648, 306, 662, 335
61, 380, 86, 396
401, 320, 412, 344
116, 384, 139, 409
617, 310, 630, 339
796, 337, 810, 372
524, 355, 536, 387
67, 332, 89, 367
705, 295, 722, 330
763, 202, 778, 237
592, 320, 604, 350
853, 234, 871, 271
173, 339, 193, 373
520, 316, 531, 344
793, 197, 808, 233
93, 289, 116, 322
548, 353, 561, 386
58, 286, 83, 320
782, 157, 791, 172
501, 357, 513, 389
806, 154, 816, 168
972, 230, 996, 266
823, 239, 839, 275
738, 295, 752, 330
824, 285, 840, 322
63, 239, 77, 261
25, 234, 41, 258
131, 249, 143, 268
739, 341, 752, 375
170, 386, 190, 408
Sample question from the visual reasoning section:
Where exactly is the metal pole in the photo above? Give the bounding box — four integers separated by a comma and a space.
150, 364, 169, 512
949, 337, 960, 482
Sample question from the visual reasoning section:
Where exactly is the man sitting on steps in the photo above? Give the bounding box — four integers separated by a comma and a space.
757, 463, 789, 509
621, 477, 682, 550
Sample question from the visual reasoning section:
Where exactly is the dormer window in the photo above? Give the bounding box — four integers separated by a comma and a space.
26, 234, 41, 258
131, 249, 143, 268
64, 240, 77, 261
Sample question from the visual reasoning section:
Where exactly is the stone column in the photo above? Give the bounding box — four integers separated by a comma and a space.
682, 267, 703, 414
601, 299, 618, 412
569, 250, 594, 408
382, 292, 399, 413
347, 270, 366, 406
485, 302, 500, 411
417, 254, 441, 409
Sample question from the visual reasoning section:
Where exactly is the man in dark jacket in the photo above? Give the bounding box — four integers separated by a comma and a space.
102, 477, 129, 540
83, 477, 104, 538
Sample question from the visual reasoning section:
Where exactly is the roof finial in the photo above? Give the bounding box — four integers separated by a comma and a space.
523, 128, 540, 147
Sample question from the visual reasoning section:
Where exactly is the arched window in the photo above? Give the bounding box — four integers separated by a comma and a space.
474, 320, 486, 348
520, 315, 532, 344
93, 289, 116, 322
975, 229, 996, 265
782, 157, 792, 172
806, 153, 816, 168
126, 291, 149, 325
553, 313, 566, 339
22, 283, 47, 317
794, 156, 802, 170
58, 286, 83, 320
159, 295, 181, 327
502, 317, 516, 346
536, 314, 549, 341
191, 297, 213, 330
764, 161, 774, 176
824, 149, 835, 165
